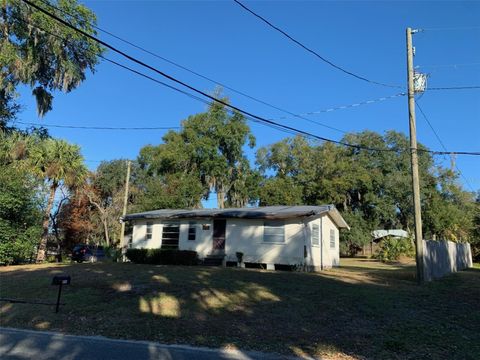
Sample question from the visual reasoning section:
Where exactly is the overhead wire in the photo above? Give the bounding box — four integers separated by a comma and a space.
418, 62, 480, 69
16, 0, 480, 156
419, 26, 480, 31
232, 0, 403, 89
426, 86, 480, 91
33, 0, 347, 133
415, 101, 477, 192
11, 14, 303, 139
273, 93, 406, 121
15, 121, 180, 131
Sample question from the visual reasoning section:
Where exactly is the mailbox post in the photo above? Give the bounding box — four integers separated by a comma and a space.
52, 275, 70, 313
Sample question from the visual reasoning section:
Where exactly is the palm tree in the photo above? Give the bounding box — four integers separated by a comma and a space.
30, 138, 87, 262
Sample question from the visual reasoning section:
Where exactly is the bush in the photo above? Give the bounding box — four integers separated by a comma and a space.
374, 236, 414, 262
126, 248, 198, 265
104, 246, 122, 262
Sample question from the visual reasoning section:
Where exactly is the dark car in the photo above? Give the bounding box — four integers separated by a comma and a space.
72, 244, 106, 263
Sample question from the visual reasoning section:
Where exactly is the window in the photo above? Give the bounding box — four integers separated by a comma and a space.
312, 224, 320, 245
264, 221, 285, 243
146, 222, 153, 240
161, 222, 180, 249
330, 229, 335, 249
188, 222, 196, 241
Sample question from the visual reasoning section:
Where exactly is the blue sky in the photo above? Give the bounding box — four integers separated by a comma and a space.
15, 0, 480, 205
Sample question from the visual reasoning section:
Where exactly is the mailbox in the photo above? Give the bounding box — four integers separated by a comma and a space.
52, 275, 71, 313
52, 275, 71, 285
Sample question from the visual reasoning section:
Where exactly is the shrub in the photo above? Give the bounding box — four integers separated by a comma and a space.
126, 248, 198, 265
375, 236, 414, 262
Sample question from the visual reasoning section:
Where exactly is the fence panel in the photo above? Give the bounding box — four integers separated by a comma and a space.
423, 240, 473, 281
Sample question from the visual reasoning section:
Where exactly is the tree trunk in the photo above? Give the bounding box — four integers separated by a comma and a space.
102, 217, 110, 246
36, 184, 57, 263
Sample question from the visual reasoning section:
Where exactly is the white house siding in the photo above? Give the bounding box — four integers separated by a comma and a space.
132, 220, 213, 256
132, 221, 162, 249
303, 215, 340, 270
178, 220, 213, 258
322, 215, 340, 267
224, 218, 305, 266
130, 214, 341, 271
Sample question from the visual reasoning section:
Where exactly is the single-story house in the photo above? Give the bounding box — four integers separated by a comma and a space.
123, 205, 349, 271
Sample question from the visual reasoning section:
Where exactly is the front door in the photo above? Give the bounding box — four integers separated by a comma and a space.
212, 220, 226, 253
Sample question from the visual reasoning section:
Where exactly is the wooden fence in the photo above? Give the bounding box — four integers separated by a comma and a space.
423, 240, 473, 281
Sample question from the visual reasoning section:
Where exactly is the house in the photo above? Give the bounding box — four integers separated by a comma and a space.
123, 205, 349, 271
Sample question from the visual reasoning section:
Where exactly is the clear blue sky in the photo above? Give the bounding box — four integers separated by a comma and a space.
15, 0, 480, 204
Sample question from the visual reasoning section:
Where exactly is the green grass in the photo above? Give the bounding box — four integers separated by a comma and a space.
1, 259, 479, 360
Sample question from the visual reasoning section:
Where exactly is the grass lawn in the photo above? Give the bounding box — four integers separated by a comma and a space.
1, 259, 479, 359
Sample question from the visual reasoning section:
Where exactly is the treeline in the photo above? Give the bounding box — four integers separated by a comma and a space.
2, 100, 479, 264
1, 0, 479, 264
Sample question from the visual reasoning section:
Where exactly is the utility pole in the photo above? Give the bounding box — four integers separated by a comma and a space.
406, 27, 424, 284
119, 160, 131, 259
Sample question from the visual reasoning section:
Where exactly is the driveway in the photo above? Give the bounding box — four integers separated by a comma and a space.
0, 327, 305, 360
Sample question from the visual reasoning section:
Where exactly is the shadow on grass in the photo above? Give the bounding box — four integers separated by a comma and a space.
1, 261, 479, 359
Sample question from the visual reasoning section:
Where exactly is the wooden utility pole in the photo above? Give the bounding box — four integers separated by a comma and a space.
119, 160, 131, 257
406, 27, 424, 284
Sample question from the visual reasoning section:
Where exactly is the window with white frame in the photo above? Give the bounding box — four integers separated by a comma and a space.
330, 229, 335, 248
312, 223, 320, 245
188, 222, 196, 241
146, 222, 153, 241
161, 222, 180, 249
263, 221, 285, 243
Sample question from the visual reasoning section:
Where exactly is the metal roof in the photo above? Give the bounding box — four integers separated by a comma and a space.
372, 229, 409, 240
123, 205, 350, 229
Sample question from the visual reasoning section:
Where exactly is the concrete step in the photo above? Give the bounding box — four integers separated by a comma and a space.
203, 255, 224, 266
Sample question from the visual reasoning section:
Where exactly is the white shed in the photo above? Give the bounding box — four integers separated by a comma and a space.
123, 205, 349, 271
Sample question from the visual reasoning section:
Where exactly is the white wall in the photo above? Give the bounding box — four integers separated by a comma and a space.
224, 218, 305, 266
132, 220, 213, 257
130, 215, 341, 270
132, 221, 162, 249
178, 220, 213, 258
306, 215, 340, 269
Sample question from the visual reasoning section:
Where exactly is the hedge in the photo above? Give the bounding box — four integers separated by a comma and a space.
125, 248, 198, 265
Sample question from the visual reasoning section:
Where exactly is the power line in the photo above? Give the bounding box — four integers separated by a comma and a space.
418, 62, 480, 69
273, 93, 406, 121
16, 121, 180, 131
232, 0, 403, 89
420, 26, 480, 31
17, 1, 480, 157
14, 9, 406, 133
20, 1, 349, 135
33, 0, 345, 133
11, 14, 302, 139
427, 86, 480, 91
415, 101, 476, 192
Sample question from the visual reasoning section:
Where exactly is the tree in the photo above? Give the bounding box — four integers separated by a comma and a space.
0, 167, 42, 264
56, 187, 95, 251
29, 138, 87, 262
136, 96, 256, 209
81, 160, 138, 246
256, 131, 478, 256
1, 0, 104, 119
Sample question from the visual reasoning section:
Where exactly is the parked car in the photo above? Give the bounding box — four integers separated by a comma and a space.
72, 244, 105, 263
